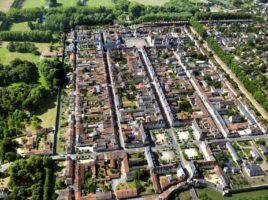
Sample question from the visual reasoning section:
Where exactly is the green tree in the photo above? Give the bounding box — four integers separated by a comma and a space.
84, 179, 96, 193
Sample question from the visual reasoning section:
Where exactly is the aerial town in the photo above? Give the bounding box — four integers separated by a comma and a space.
0, 0, 267, 200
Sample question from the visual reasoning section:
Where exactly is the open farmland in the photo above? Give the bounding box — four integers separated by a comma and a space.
0, 0, 14, 12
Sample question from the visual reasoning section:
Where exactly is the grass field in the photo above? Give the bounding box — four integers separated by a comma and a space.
86, 0, 114, 7
0, 0, 14, 12
130, 0, 206, 5
10, 22, 31, 31
22, 0, 46, 8
178, 190, 191, 200
21, 0, 115, 8
57, 0, 77, 7
57, 0, 114, 7
196, 187, 268, 200
37, 96, 57, 128
0, 42, 40, 64
129, 0, 169, 5
0, 42, 55, 65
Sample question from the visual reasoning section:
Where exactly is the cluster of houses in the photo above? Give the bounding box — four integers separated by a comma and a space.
19, 128, 54, 156
56, 24, 268, 200
208, 22, 268, 98
177, 31, 265, 139
108, 47, 165, 148
73, 45, 119, 153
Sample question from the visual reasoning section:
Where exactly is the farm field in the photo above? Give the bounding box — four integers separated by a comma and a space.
10, 22, 31, 31
0, 0, 14, 12
129, 0, 169, 5
196, 188, 268, 200
22, 0, 46, 8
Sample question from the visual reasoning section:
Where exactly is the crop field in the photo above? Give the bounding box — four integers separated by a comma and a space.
0, 0, 14, 12
22, 0, 46, 8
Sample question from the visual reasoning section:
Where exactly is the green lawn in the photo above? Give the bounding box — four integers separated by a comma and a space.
129, 0, 169, 5
0, 42, 56, 65
22, 0, 47, 8
86, 0, 114, 7
10, 22, 31, 31
57, 0, 78, 7
0, 42, 40, 65
0, 0, 14, 12
57, 89, 71, 154
180, 191, 191, 200
196, 187, 268, 200
39, 75, 49, 89
189, 0, 207, 3
175, 190, 191, 200
37, 96, 57, 128
57, 0, 114, 7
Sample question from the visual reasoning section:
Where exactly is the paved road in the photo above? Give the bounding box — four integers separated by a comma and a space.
189, 26, 268, 120
52, 147, 146, 160
208, 134, 268, 143
105, 51, 125, 149
190, 187, 199, 200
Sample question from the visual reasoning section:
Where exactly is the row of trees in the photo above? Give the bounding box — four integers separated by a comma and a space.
134, 12, 191, 23
195, 12, 252, 20
7, 42, 39, 54
7, 8, 43, 21
207, 37, 268, 111
43, 7, 115, 32
0, 31, 53, 42
190, 18, 208, 38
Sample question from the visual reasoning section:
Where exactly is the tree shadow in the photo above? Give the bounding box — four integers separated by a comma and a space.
34, 95, 57, 115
